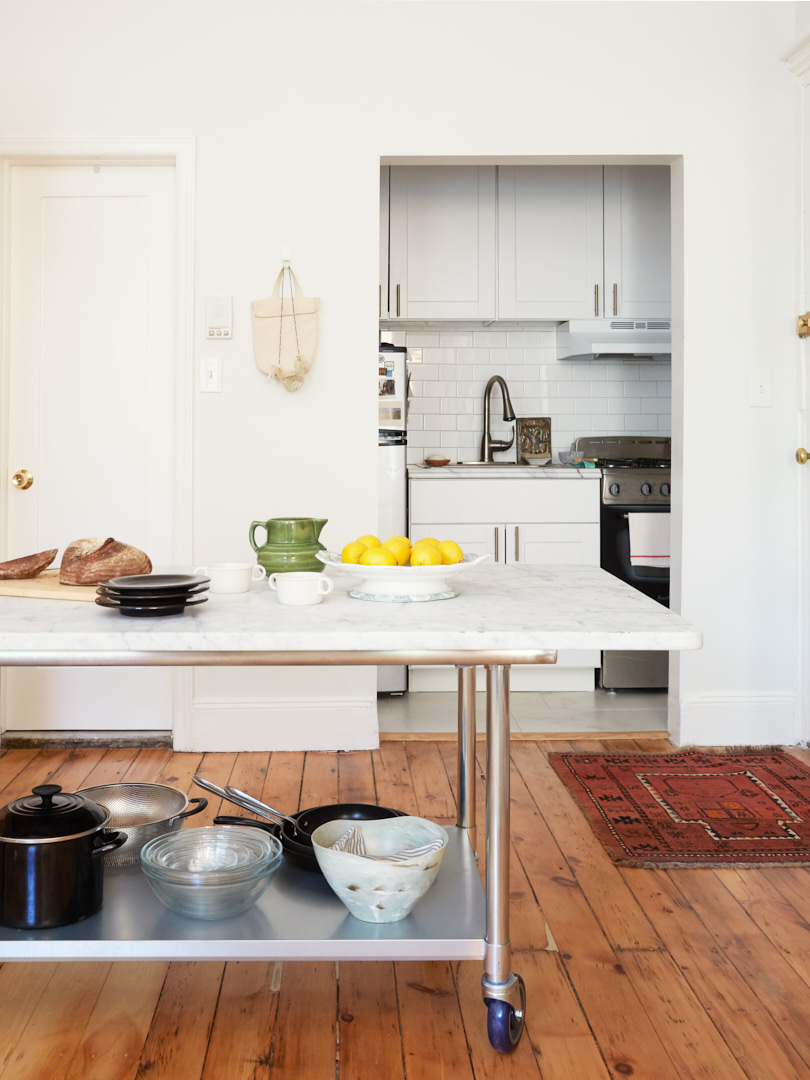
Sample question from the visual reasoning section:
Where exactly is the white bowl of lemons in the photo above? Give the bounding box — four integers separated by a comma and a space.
317, 536, 490, 602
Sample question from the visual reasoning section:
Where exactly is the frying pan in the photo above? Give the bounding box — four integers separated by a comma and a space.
213, 816, 320, 873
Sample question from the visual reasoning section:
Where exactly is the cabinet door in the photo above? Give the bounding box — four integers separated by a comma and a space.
603, 166, 671, 319
388, 166, 496, 319
379, 167, 389, 319
508, 523, 600, 666
410, 522, 502, 562
498, 165, 604, 319
508, 523, 600, 566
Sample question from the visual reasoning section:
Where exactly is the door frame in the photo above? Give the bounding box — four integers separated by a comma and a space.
785, 45, 810, 748
0, 136, 196, 741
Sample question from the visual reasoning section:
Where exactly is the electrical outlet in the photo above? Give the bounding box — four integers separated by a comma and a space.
200, 357, 223, 393
750, 371, 772, 407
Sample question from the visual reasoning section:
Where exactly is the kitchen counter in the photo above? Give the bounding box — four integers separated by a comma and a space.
0, 564, 700, 658
408, 464, 602, 479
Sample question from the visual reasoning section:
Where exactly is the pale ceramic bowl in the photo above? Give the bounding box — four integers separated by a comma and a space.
311, 816, 448, 923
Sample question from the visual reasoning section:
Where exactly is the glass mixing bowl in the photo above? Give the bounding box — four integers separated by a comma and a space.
140, 825, 283, 920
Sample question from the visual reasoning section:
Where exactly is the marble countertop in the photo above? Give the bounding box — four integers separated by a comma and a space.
0, 564, 701, 658
408, 464, 601, 480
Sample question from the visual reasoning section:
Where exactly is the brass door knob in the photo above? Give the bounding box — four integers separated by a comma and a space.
11, 469, 33, 490
798, 449, 809, 465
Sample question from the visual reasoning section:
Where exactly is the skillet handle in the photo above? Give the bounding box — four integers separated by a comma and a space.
214, 815, 278, 836
175, 797, 207, 821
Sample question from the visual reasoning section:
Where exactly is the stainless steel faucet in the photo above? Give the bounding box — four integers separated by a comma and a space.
481, 376, 516, 462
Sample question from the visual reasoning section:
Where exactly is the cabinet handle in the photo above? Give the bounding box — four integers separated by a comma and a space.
494, 527, 499, 563
515, 525, 519, 562
396, 283, 401, 317
613, 282, 618, 316
594, 284, 599, 316
379, 284, 381, 318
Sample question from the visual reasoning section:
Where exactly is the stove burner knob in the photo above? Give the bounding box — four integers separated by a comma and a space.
609, 482, 620, 496
661, 483, 671, 496
641, 482, 652, 496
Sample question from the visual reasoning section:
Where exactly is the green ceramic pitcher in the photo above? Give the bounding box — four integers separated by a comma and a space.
249, 517, 328, 575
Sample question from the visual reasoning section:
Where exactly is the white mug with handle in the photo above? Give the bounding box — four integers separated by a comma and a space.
268, 571, 334, 606
194, 563, 266, 594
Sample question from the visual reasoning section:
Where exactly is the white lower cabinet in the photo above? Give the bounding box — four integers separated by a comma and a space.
408, 479, 601, 692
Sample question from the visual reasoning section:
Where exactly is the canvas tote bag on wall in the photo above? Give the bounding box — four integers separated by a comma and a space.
251, 265, 319, 392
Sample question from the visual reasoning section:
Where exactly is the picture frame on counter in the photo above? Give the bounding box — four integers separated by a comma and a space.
517, 417, 552, 463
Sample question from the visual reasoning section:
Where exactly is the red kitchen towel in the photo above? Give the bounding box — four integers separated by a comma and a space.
628, 513, 670, 568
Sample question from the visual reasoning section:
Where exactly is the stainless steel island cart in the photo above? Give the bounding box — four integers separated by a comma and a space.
0, 562, 702, 1052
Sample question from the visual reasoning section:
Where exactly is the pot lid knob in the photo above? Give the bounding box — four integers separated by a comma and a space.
32, 784, 62, 810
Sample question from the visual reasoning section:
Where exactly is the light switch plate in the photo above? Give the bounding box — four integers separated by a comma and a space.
750, 371, 772, 407
200, 357, 223, 393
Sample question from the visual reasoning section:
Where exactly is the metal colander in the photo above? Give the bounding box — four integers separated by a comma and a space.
76, 783, 208, 868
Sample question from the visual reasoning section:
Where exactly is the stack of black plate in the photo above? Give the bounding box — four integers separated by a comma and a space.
95, 574, 210, 618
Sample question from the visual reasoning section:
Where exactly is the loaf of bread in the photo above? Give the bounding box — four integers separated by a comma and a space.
0, 548, 58, 579
59, 537, 152, 585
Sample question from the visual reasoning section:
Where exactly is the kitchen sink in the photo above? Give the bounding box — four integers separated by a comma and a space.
457, 461, 530, 467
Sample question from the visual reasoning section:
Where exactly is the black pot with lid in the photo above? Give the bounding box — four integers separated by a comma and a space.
0, 783, 126, 929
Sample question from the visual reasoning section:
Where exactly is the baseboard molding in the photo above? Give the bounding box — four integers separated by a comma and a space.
0, 730, 172, 749
179, 699, 380, 752
379, 729, 670, 743
673, 691, 799, 747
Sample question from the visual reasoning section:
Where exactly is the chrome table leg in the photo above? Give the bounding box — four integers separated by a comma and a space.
456, 665, 476, 831
481, 663, 525, 1052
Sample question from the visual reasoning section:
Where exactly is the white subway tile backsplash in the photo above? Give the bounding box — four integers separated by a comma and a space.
405, 333, 441, 347
439, 333, 474, 347
400, 331, 671, 463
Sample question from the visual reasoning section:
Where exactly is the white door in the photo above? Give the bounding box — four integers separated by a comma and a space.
3, 164, 177, 732
388, 166, 497, 319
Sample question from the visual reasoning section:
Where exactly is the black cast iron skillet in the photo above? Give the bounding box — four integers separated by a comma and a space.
214, 815, 320, 873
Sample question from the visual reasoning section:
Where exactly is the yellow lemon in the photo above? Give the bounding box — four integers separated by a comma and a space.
410, 544, 442, 567
438, 540, 464, 565
384, 535, 411, 549
360, 546, 397, 566
341, 540, 368, 564
356, 534, 381, 549
382, 537, 411, 566
415, 537, 440, 548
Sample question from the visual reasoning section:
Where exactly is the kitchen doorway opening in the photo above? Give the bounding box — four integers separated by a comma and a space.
377, 154, 683, 739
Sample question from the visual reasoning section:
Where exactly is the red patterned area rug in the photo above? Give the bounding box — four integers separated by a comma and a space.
547, 750, 810, 868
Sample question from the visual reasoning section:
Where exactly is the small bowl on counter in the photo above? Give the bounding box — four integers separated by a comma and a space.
311, 816, 448, 923
140, 825, 282, 920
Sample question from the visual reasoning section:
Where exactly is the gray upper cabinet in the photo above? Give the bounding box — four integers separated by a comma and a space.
497, 165, 605, 320
603, 165, 671, 319
387, 166, 497, 319
381, 164, 670, 322
497, 164, 671, 321
380, 166, 390, 319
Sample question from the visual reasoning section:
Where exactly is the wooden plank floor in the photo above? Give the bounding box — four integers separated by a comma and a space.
1, 739, 809, 1079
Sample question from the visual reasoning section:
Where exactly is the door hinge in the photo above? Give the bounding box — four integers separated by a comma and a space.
798, 312, 810, 337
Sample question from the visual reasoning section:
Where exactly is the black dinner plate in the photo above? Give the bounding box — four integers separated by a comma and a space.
97, 584, 209, 602
100, 574, 210, 592
95, 595, 208, 617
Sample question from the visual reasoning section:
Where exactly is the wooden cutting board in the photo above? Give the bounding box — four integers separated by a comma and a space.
0, 569, 99, 602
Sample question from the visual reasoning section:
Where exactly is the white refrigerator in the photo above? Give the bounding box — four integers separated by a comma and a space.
377, 344, 408, 692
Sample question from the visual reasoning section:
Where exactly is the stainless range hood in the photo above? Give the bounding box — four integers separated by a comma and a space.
556, 318, 671, 361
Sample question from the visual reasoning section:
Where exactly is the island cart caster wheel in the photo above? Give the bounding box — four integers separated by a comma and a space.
484, 973, 526, 1053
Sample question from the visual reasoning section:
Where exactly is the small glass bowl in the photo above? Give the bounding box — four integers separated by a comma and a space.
140, 826, 283, 920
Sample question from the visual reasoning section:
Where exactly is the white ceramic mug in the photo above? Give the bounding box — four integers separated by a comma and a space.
193, 562, 266, 594
268, 571, 334, 606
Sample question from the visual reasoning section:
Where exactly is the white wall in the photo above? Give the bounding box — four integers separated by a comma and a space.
0, 0, 802, 747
